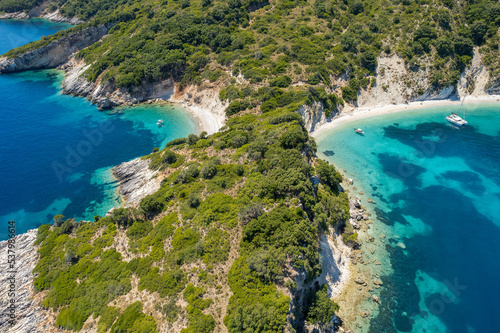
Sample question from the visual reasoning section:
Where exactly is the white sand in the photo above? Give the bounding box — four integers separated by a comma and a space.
169, 85, 227, 135
312, 95, 500, 139
179, 101, 225, 135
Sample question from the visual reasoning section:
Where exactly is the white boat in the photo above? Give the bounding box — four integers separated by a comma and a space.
355, 128, 364, 134
446, 113, 468, 126
156, 119, 164, 126
446, 96, 468, 127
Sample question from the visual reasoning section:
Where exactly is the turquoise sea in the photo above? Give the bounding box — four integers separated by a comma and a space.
317, 104, 500, 332
0, 19, 197, 239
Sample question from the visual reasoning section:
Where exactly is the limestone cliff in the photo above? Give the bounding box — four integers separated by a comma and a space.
42, 10, 84, 25
0, 4, 83, 24
300, 49, 498, 133
112, 158, 161, 208
0, 230, 45, 333
0, 25, 109, 73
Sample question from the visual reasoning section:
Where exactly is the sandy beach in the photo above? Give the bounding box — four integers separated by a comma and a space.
178, 101, 225, 135
312, 95, 500, 138
312, 94, 500, 331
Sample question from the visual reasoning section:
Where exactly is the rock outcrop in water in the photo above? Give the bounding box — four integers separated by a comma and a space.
61, 58, 177, 109
0, 25, 109, 73
0, 4, 83, 24
42, 10, 84, 25
112, 157, 161, 207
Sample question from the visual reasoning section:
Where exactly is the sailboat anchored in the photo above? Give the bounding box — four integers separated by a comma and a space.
446, 96, 468, 127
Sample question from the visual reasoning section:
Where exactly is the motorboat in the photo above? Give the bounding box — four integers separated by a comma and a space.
355, 128, 364, 134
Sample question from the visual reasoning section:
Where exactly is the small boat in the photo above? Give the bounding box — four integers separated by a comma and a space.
156, 119, 164, 126
447, 96, 468, 127
355, 128, 364, 134
446, 113, 468, 127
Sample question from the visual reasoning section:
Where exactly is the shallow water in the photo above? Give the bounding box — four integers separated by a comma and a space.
0, 20, 197, 239
317, 104, 500, 333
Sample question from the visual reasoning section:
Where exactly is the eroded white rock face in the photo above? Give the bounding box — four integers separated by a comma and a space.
113, 158, 161, 207
42, 10, 83, 25
0, 230, 41, 333
0, 25, 110, 74
297, 101, 333, 133
61, 60, 95, 97
0, 12, 29, 20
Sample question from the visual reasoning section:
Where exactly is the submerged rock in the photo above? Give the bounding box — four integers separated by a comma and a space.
354, 276, 366, 285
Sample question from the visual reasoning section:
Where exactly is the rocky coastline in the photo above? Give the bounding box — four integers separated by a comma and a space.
0, 230, 52, 333
301, 49, 500, 134
60, 58, 227, 134
1, 17, 500, 332
112, 157, 161, 208
0, 24, 110, 73
0, 7, 83, 25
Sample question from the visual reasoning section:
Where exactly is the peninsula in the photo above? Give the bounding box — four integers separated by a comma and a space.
1, 0, 499, 331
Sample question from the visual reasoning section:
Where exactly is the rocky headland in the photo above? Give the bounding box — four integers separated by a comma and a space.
1, 11, 500, 333
0, 4, 83, 25
0, 24, 110, 73
112, 158, 161, 208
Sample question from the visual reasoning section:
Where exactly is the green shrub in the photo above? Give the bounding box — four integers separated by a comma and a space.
209, 69, 224, 82
231, 134, 247, 148
140, 195, 165, 216
306, 284, 339, 326
269, 75, 292, 88
260, 99, 277, 113
97, 306, 120, 333
226, 99, 250, 116
201, 158, 221, 179
203, 228, 231, 264
164, 150, 178, 164
279, 125, 307, 149
156, 297, 181, 323
188, 134, 199, 146
139, 268, 186, 297
110, 302, 158, 333
126, 220, 153, 240
177, 164, 200, 183
315, 159, 342, 194
166, 138, 188, 147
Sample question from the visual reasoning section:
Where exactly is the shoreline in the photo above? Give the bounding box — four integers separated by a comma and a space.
173, 100, 225, 135
312, 95, 500, 139
0, 10, 83, 25
314, 97, 500, 331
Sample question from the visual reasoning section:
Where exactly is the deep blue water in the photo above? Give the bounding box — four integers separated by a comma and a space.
317, 105, 500, 333
0, 19, 197, 239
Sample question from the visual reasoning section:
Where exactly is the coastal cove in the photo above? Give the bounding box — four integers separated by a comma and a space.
315, 103, 500, 332
2, 0, 500, 329
0, 19, 199, 240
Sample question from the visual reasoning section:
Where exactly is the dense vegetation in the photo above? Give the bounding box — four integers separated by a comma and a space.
33, 107, 349, 332
3, 0, 500, 96
3, 0, 499, 331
